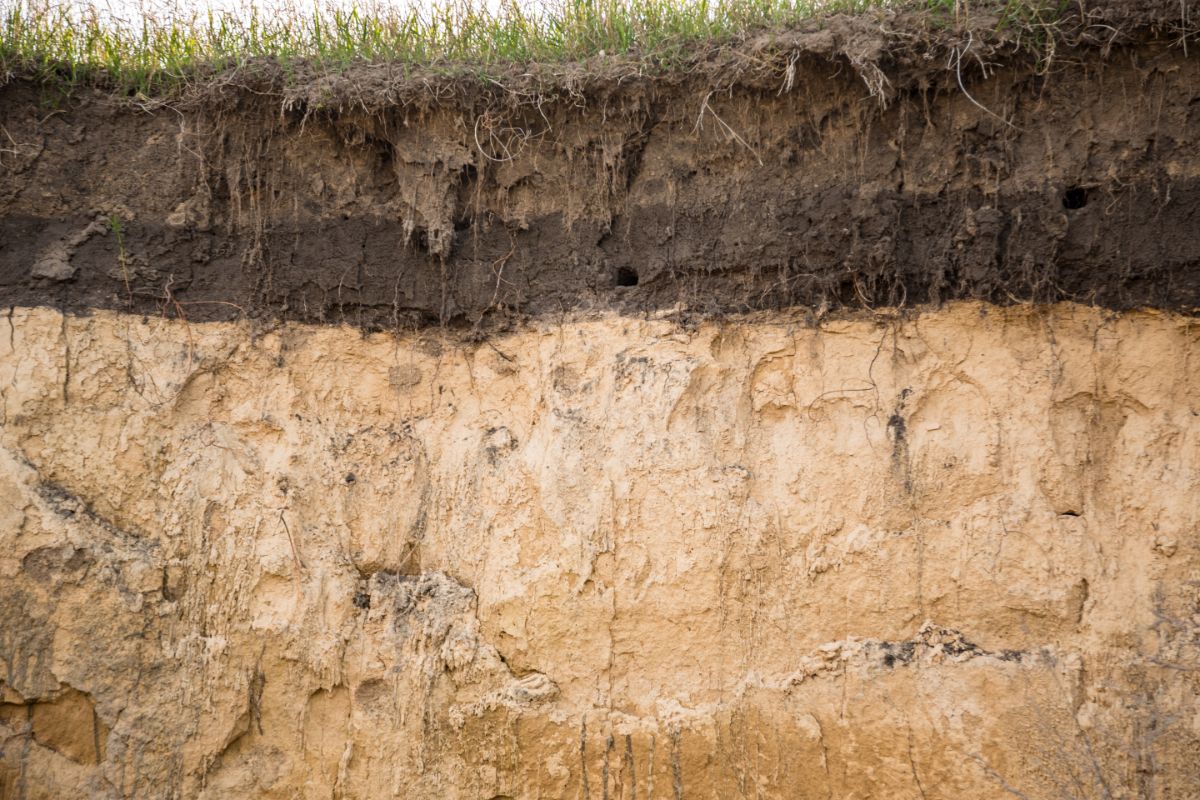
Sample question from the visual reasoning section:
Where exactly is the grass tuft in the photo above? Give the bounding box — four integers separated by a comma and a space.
0, 0, 1076, 95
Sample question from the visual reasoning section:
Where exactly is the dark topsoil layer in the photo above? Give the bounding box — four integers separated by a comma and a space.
2, 1, 1199, 330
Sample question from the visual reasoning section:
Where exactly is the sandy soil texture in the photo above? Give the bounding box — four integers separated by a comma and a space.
0, 303, 1197, 798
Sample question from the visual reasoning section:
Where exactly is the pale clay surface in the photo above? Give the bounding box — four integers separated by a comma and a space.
0, 303, 1198, 798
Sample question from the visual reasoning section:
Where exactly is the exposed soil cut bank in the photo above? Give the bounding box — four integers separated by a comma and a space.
2, 3, 1200, 329
2, 3, 1200, 798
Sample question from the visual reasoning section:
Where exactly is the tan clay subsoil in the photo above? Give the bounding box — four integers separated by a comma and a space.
1, 302, 1198, 798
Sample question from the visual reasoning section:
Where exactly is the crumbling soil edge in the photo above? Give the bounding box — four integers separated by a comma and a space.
2, 1, 1199, 330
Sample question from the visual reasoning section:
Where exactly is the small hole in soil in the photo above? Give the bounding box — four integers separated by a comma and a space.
1062, 187, 1088, 210
615, 267, 639, 287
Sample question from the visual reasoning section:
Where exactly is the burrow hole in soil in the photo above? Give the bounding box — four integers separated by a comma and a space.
615, 267, 639, 287
1062, 187, 1088, 210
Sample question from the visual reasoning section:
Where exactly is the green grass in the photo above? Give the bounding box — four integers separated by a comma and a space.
0, 0, 1059, 95
0, 0, 912, 91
